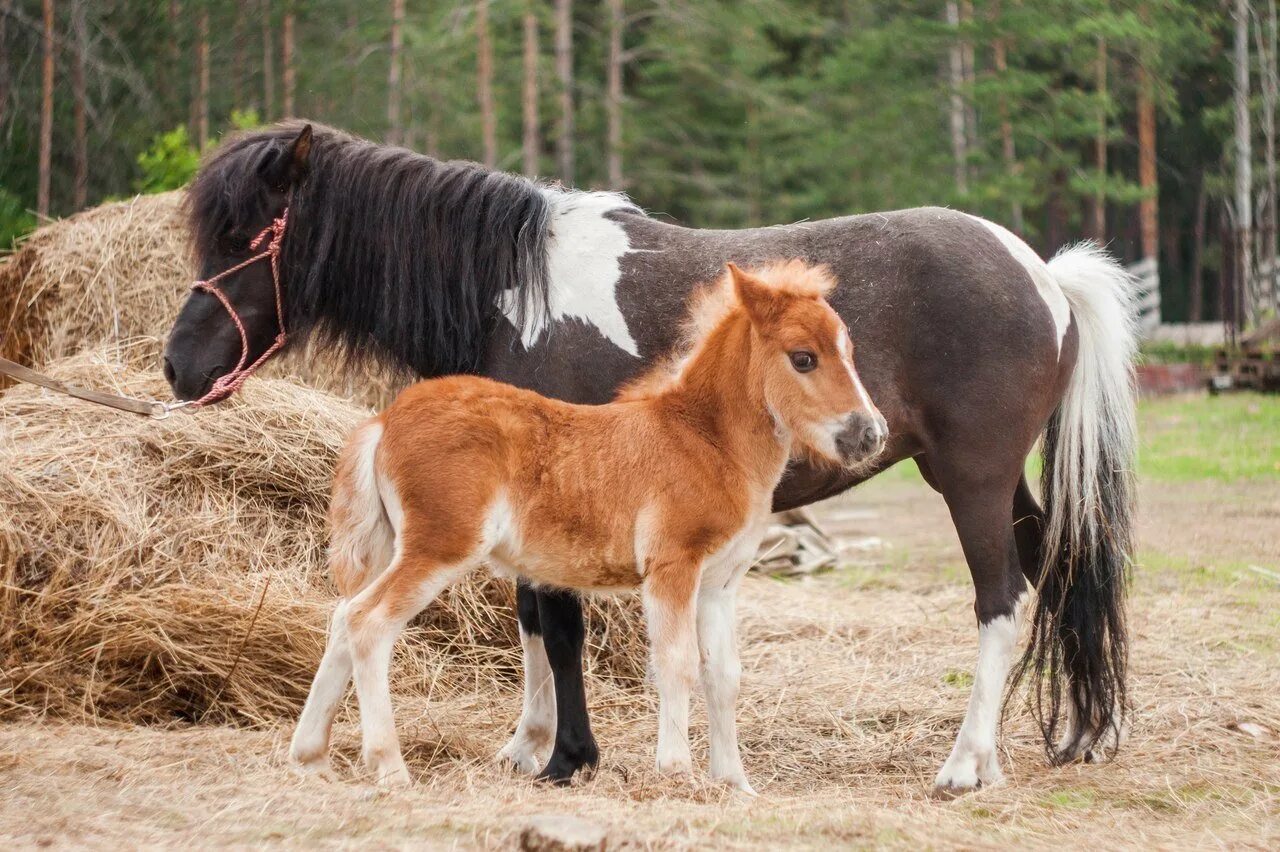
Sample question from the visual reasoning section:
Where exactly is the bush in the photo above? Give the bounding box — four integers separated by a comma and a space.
134, 127, 200, 194
0, 187, 36, 251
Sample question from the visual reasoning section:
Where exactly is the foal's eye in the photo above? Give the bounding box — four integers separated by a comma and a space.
789, 351, 817, 373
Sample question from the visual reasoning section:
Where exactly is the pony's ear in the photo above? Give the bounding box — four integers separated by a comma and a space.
261, 124, 313, 190
728, 262, 779, 328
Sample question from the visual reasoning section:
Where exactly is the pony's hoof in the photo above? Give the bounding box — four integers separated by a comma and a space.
537, 741, 599, 785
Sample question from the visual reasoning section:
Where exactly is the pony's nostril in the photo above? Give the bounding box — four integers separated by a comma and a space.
162, 357, 176, 384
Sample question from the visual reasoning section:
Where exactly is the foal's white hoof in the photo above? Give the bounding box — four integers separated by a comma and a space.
290, 756, 336, 782
721, 776, 757, 797
375, 765, 412, 788
496, 738, 549, 776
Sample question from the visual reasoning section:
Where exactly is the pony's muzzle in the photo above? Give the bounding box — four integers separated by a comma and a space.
835, 413, 888, 466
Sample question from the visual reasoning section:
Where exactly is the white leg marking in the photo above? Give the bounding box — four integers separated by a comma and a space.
643, 581, 700, 776
290, 600, 354, 775
347, 561, 469, 787
934, 600, 1024, 793
499, 189, 641, 356
496, 626, 556, 774
697, 583, 754, 794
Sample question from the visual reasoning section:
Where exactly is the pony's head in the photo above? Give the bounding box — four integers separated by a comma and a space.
164, 124, 313, 400
729, 261, 887, 468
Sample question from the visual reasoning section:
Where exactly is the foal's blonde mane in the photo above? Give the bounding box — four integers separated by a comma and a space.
617, 259, 836, 401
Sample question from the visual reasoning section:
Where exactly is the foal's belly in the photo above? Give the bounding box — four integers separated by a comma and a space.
487, 542, 641, 594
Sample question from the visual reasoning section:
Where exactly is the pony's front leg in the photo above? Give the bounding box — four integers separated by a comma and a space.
697, 580, 753, 794
496, 582, 555, 775
290, 600, 354, 775
641, 557, 701, 777
346, 556, 469, 787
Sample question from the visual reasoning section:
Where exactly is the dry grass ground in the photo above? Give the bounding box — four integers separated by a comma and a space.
2, 406, 1277, 849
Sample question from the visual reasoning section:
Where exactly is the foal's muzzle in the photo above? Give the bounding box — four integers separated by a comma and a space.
835, 412, 888, 466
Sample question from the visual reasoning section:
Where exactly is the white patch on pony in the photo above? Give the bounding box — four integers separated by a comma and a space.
967, 215, 1072, 352
496, 627, 556, 775
934, 593, 1027, 793
500, 189, 642, 357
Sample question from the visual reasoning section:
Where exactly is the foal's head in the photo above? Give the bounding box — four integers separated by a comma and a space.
729, 261, 887, 468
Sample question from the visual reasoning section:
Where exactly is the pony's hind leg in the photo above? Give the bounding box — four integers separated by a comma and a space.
345, 550, 471, 787
931, 471, 1028, 797
641, 554, 702, 777
290, 600, 354, 775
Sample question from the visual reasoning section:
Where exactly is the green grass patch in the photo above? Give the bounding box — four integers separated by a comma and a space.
1040, 788, 1098, 810
1137, 393, 1280, 482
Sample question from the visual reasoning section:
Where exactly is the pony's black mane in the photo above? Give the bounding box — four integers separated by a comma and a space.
187, 121, 551, 378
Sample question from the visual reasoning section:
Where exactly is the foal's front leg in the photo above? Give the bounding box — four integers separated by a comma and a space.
641, 558, 701, 777
697, 577, 753, 793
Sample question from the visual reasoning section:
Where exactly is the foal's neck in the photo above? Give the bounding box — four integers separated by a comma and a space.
658, 314, 787, 486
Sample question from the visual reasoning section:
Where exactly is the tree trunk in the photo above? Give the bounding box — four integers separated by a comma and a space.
38, 0, 54, 218
387, 0, 404, 145
1190, 171, 1207, 322
555, 0, 574, 185
522, 3, 540, 177
262, 0, 274, 120
991, 2, 1021, 233
1233, 0, 1253, 326
1091, 35, 1108, 243
71, 1, 88, 209
1, 0, 15, 134
166, 1, 180, 113
945, 1, 968, 194
282, 3, 295, 118
232, 1, 245, 109
959, 0, 977, 154
196, 6, 209, 149
1264, 0, 1279, 313
605, 0, 624, 188
476, 0, 496, 167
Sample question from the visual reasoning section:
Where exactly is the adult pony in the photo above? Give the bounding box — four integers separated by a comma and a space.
164, 122, 1137, 795
292, 262, 886, 790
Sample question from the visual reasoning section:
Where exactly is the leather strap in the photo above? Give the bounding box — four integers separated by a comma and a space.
0, 356, 176, 418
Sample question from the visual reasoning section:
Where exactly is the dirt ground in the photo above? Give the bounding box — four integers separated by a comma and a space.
2, 473, 1277, 850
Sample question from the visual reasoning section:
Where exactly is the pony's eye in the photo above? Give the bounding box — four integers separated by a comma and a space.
789, 351, 817, 373
222, 231, 249, 253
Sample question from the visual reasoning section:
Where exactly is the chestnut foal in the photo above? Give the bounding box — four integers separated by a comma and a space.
289, 261, 887, 791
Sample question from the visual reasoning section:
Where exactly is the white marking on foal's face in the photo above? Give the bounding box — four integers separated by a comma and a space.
967, 215, 1071, 353
499, 189, 641, 357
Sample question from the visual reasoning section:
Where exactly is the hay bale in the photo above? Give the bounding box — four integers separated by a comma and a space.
0, 351, 644, 725
0, 192, 190, 373
0, 192, 406, 408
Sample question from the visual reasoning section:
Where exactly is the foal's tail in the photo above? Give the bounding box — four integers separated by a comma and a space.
1020, 243, 1138, 763
328, 419, 396, 599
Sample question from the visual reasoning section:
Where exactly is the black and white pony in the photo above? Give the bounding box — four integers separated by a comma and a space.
164, 123, 1137, 795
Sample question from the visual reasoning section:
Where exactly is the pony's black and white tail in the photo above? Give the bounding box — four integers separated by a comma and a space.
1022, 243, 1138, 763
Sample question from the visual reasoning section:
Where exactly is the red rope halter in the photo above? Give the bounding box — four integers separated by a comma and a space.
188, 208, 290, 406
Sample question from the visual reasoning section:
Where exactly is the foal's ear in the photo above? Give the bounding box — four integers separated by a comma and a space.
728, 262, 779, 328
262, 124, 313, 190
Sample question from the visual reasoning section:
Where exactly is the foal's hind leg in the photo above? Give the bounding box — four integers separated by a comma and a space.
290, 600, 354, 775
929, 462, 1029, 797
345, 553, 471, 786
